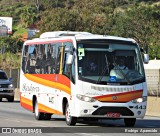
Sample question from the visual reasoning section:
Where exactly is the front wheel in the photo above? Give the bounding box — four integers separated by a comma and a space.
124, 118, 136, 127
65, 103, 77, 126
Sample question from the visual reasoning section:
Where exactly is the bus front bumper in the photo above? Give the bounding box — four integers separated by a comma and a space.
71, 100, 147, 119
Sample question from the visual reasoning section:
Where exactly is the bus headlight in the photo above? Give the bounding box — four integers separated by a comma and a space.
132, 96, 147, 103
76, 94, 96, 102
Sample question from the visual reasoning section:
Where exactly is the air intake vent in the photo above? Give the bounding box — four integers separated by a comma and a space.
91, 85, 134, 93
40, 31, 92, 38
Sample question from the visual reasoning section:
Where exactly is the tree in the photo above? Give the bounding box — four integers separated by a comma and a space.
0, 37, 22, 54
111, 4, 160, 55
20, 6, 37, 28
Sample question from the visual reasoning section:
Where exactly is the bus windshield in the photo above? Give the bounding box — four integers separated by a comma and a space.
77, 39, 145, 85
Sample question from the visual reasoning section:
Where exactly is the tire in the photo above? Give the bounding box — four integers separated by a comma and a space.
44, 113, 52, 120
65, 103, 77, 126
124, 118, 136, 127
34, 100, 44, 120
0, 98, 2, 102
7, 97, 14, 102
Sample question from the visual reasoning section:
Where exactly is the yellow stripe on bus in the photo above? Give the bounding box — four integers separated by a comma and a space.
38, 103, 63, 115
21, 96, 32, 106
24, 74, 71, 95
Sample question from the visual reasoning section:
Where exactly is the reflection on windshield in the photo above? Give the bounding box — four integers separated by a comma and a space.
77, 40, 145, 84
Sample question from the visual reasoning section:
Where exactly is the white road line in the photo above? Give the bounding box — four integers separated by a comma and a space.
4, 118, 21, 123
73, 133, 100, 136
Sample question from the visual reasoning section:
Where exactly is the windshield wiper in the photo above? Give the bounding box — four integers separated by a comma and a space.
118, 69, 131, 83
113, 62, 131, 84
97, 54, 109, 83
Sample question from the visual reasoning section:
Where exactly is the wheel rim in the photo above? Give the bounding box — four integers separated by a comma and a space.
66, 105, 70, 122
35, 101, 39, 117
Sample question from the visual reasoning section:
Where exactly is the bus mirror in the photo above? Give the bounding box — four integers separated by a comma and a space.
67, 54, 73, 64
144, 53, 149, 64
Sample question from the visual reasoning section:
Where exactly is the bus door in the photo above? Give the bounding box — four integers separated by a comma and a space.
54, 45, 65, 111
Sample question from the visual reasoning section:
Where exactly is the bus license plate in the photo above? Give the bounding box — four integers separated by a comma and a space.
106, 112, 120, 118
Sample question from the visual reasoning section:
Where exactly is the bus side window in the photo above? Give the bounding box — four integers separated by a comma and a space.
55, 47, 61, 74
50, 44, 56, 74
63, 52, 75, 83
22, 46, 28, 73
71, 56, 75, 83
27, 46, 36, 74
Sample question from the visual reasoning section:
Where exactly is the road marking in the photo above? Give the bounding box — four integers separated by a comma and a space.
74, 133, 100, 136
4, 118, 21, 123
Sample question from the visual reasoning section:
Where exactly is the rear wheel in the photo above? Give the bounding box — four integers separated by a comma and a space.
0, 98, 2, 102
65, 103, 77, 126
124, 118, 136, 127
44, 113, 52, 120
34, 100, 44, 120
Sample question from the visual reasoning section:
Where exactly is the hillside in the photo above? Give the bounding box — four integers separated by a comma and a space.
0, 0, 160, 65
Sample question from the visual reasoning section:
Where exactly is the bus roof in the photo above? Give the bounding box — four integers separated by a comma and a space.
24, 31, 137, 45
39, 31, 136, 43
39, 31, 93, 38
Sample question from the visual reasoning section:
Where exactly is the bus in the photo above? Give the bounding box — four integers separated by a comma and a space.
20, 31, 148, 126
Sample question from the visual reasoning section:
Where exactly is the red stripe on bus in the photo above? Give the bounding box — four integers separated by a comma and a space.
21, 101, 33, 112
93, 89, 143, 102
25, 39, 73, 45
31, 74, 70, 88
94, 90, 143, 99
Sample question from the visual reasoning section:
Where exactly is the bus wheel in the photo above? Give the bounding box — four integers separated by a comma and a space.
34, 100, 44, 120
65, 103, 77, 126
44, 113, 52, 120
124, 118, 136, 127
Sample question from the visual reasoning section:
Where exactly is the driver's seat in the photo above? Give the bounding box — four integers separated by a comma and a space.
110, 69, 128, 80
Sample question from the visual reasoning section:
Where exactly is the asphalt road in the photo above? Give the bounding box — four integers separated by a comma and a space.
0, 100, 160, 135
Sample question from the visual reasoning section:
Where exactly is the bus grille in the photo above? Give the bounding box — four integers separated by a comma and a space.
92, 107, 134, 116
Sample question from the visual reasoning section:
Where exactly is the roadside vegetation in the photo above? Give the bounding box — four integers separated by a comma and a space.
0, 0, 160, 69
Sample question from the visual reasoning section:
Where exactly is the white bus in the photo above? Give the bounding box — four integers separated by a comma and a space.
20, 31, 148, 126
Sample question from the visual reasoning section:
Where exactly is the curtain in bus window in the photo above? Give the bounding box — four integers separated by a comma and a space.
45, 44, 56, 74
27, 45, 36, 74
22, 46, 28, 73
49, 44, 56, 74
28, 46, 35, 54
